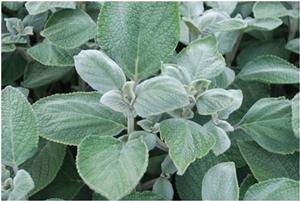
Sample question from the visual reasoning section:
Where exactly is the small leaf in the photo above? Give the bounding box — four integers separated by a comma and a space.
153, 177, 174, 200
74, 50, 126, 93
205, 18, 248, 33
134, 76, 189, 117
238, 55, 300, 84
218, 89, 243, 119
25, 1, 76, 15
246, 17, 283, 31
33, 92, 126, 145
211, 67, 235, 88
41, 9, 96, 49
97, 2, 180, 80
76, 136, 148, 200
202, 162, 239, 200
161, 155, 177, 175
292, 93, 300, 138
244, 178, 300, 200
180, 2, 204, 17
8, 170, 34, 201
160, 119, 215, 175
238, 97, 299, 154
100, 90, 130, 114
128, 131, 157, 151
196, 88, 234, 115
286, 38, 300, 54
2, 86, 38, 167
176, 35, 226, 80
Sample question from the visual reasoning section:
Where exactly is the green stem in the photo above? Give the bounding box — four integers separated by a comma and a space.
156, 136, 168, 152
12, 165, 18, 175
127, 111, 135, 134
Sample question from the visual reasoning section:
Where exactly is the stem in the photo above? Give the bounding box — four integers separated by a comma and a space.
156, 136, 168, 152
141, 178, 158, 190
12, 165, 18, 175
127, 111, 135, 134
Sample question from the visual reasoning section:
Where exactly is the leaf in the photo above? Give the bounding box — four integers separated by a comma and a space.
206, 1, 238, 14
253, 2, 299, 18
238, 141, 299, 182
2, 2, 24, 11
2, 51, 26, 85
286, 38, 300, 54
211, 67, 235, 88
244, 178, 300, 200
128, 131, 157, 151
23, 13, 49, 33
76, 136, 148, 200
21, 140, 66, 195
238, 55, 300, 84
2, 43, 16, 53
196, 88, 235, 115
175, 152, 228, 200
27, 40, 78, 67
218, 89, 243, 119
134, 76, 189, 117
153, 177, 174, 200
238, 97, 299, 154
2, 33, 27, 44
160, 119, 215, 175
239, 174, 257, 200
161, 155, 177, 175
292, 93, 300, 138
41, 9, 96, 49
74, 50, 126, 93
25, 1, 76, 15
176, 35, 226, 80
205, 18, 248, 33
97, 2, 179, 80
93, 191, 165, 200
33, 92, 126, 145
202, 162, 239, 200
2, 86, 38, 167
100, 90, 130, 114
246, 17, 283, 31
180, 2, 204, 17
21, 62, 73, 89
8, 170, 34, 201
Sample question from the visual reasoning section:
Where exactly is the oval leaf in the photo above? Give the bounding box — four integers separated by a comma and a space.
25, 2, 76, 15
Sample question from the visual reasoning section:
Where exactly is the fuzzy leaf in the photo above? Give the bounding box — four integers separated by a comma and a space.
100, 90, 130, 114
8, 170, 34, 201
246, 17, 283, 31
286, 38, 300, 54
153, 177, 174, 200
97, 2, 179, 80
160, 119, 215, 175
253, 2, 299, 18
76, 136, 148, 200
292, 93, 300, 138
206, 1, 237, 14
33, 92, 126, 145
25, 1, 76, 15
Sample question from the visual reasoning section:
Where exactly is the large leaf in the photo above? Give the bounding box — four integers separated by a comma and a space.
21, 62, 72, 89
27, 40, 77, 67
238, 141, 299, 181
33, 92, 126, 145
74, 50, 126, 93
134, 76, 189, 117
238, 55, 300, 84
292, 93, 300, 138
76, 136, 148, 200
175, 152, 228, 200
21, 140, 66, 195
238, 97, 299, 154
244, 178, 300, 200
253, 2, 299, 18
25, 2, 76, 15
160, 119, 215, 175
8, 170, 34, 201
97, 2, 179, 80
202, 162, 239, 200
176, 35, 226, 80
2, 86, 38, 167
41, 9, 96, 49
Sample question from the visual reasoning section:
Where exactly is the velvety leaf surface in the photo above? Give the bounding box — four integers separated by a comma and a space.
134, 76, 189, 117
74, 50, 126, 93
97, 2, 179, 80
76, 136, 148, 200
25, 2, 76, 15
202, 162, 239, 200
2, 51, 26, 85
286, 38, 300, 54
160, 119, 215, 175
2, 86, 38, 167
238, 97, 299, 154
238, 141, 299, 181
8, 170, 34, 200
153, 177, 174, 200
292, 93, 300, 138
253, 2, 298, 18
33, 92, 126, 145
41, 9, 96, 49
244, 178, 300, 200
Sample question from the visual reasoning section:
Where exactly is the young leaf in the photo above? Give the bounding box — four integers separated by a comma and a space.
27, 40, 78, 67
33, 92, 126, 145
286, 38, 300, 54
176, 35, 226, 80
100, 90, 130, 114
2, 86, 38, 167
201, 162, 239, 200
21, 140, 66, 195
218, 89, 243, 119
238, 97, 299, 154
25, 2, 76, 15
238, 141, 299, 181
160, 119, 215, 175
128, 131, 157, 151
97, 2, 180, 80
161, 155, 177, 175
292, 93, 300, 138
153, 177, 174, 200
246, 17, 283, 31
196, 88, 234, 115
41, 9, 96, 49
74, 50, 126, 93
8, 170, 34, 201
134, 76, 189, 117
76, 136, 148, 200
244, 178, 300, 200
238, 55, 300, 84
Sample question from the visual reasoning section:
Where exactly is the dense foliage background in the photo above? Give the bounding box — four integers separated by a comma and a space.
1, 1, 299, 200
